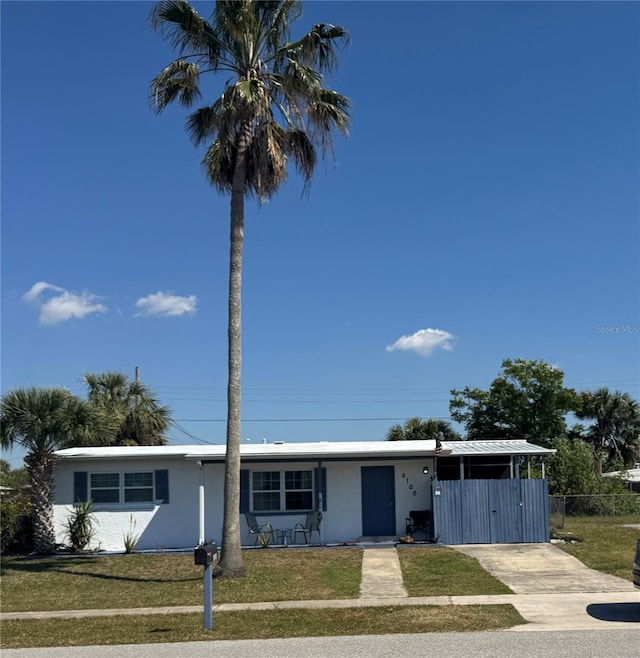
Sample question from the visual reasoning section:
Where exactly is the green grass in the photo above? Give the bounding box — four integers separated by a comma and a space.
397, 546, 513, 596
552, 515, 640, 581
0, 549, 363, 613
0, 605, 525, 649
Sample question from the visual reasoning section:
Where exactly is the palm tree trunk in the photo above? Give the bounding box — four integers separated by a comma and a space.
219, 121, 252, 579
25, 450, 57, 554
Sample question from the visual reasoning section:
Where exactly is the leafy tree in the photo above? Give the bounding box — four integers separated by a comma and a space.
574, 388, 640, 474
0, 388, 108, 553
450, 358, 579, 447
386, 418, 461, 442
547, 437, 602, 495
0, 459, 29, 489
150, 0, 349, 578
84, 372, 172, 446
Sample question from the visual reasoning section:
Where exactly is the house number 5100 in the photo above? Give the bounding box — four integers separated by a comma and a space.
401, 473, 417, 496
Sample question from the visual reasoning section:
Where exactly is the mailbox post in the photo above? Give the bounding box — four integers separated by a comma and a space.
194, 542, 217, 630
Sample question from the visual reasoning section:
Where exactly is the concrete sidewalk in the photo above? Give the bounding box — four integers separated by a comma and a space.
2, 545, 639, 632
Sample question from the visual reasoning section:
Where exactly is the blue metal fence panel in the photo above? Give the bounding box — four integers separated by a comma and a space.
433, 478, 549, 545
520, 478, 550, 542
490, 479, 523, 543
433, 480, 463, 544
463, 480, 491, 544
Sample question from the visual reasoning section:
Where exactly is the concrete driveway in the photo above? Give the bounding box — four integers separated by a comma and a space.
452, 543, 636, 594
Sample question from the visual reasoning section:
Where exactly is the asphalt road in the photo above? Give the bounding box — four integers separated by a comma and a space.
4, 630, 640, 658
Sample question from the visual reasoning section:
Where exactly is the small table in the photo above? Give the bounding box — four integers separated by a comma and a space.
274, 528, 292, 546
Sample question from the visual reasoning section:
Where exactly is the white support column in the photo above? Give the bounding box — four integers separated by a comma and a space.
198, 461, 205, 545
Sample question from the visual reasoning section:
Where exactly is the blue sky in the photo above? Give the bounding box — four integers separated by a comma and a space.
2, 1, 639, 467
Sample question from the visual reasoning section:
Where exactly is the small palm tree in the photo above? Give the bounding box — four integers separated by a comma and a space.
150, 0, 349, 578
0, 388, 108, 554
575, 388, 640, 473
386, 417, 462, 442
84, 371, 172, 446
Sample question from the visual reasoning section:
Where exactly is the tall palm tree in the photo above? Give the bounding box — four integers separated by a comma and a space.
0, 388, 108, 553
386, 418, 462, 442
150, 0, 349, 578
575, 388, 640, 474
84, 371, 172, 446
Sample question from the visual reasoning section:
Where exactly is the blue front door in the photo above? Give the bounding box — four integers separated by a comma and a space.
361, 466, 396, 536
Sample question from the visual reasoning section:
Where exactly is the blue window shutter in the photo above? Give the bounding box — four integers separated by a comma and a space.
154, 470, 169, 504
74, 472, 88, 503
314, 467, 327, 511
240, 469, 250, 512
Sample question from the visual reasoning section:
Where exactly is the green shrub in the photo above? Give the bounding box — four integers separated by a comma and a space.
0, 494, 33, 554
65, 501, 97, 552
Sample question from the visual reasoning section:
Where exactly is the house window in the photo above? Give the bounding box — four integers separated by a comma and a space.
124, 472, 154, 503
252, 470, 313, 512
252, 471, 281, 511
89, 472, 155, 504
90, 473, 120, 504
285, 470, 313, 510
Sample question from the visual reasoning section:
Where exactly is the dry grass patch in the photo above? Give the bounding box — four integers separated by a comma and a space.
0, 605, 525, 648
397, 546, 513, 596
553, 515, 640, 581
0, 548, 362, 613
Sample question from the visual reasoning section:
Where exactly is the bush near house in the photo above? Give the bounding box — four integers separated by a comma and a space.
0, 494, 33, 554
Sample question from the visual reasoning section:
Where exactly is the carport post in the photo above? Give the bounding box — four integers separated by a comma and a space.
198, 461, 205, 544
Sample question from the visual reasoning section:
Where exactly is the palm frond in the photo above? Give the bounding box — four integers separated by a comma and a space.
203, 139, 236, 193
150, 0, 221, 60
280, 60, 322, 99
284, 23, 349, 74
249, 120, 287, 198
186, 105, 220, 146
257, 0, 301, 56
307, 88, 350, 153
150, 60, 202, 112
285, 128, 316, 188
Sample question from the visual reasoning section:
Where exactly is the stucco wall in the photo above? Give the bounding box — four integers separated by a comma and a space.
53, 456, 435, 551
54, 457, 205, 552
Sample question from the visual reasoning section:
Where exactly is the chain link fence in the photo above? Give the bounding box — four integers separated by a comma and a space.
550, 494, 640, 529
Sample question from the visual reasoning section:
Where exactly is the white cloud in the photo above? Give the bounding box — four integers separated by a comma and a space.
22, 281, 107, 325
22, 281, 65, 303
135, 291, 197, 317
386, 328, 456, 357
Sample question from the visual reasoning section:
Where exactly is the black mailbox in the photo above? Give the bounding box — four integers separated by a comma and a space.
194, 542, 218, 566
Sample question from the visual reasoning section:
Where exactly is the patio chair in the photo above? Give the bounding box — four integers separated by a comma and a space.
244, 513, 273, 546
405, 510, 431, 541
293, 511, 323, 544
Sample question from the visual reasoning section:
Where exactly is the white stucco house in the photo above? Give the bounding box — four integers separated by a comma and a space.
602, 464, 640, 493
52, 439, 554, 552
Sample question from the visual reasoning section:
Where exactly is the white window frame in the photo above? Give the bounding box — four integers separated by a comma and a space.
89, 471, 155, 505
251, 469, 314, 513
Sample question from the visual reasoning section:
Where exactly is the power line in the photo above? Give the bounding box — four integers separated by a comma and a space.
175, 416, 454, 423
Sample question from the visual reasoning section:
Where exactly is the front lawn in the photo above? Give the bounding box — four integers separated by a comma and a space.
552, 515, 640, 581
397, 546, 513, 596
0, 605, 525, 649
0, 548, 363, 613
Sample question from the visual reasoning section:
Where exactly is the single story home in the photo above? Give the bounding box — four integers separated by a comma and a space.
52, 439, 554, 552
602, 464, 640, 493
